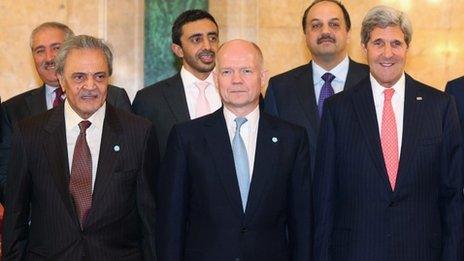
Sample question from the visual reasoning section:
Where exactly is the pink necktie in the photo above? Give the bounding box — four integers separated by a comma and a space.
195, 81, 211, 118
381, 88, 398, 190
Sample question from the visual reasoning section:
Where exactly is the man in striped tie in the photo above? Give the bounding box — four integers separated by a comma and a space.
313, 5, 464, 261
157, 39, 312, 261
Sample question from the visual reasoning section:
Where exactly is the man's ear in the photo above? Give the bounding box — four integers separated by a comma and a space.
171, 43, 184, 58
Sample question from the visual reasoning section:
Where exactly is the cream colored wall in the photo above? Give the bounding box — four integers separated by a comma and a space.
1, 0, 462, 102
0, 0, 144, 101
210, 0, 464, 91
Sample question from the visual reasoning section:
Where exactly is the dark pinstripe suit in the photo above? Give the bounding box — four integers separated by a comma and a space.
2, 104, 159, 261
313, 74, 464, 261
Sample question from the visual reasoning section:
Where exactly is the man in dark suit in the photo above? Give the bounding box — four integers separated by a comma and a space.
445, 76, 464, 140
264, 0, 369, 170
313, 6, 464, 261
0, 22, 131, 202
157, 40, 312, 261
2, 35, 158, 260
132, 10, 222, 158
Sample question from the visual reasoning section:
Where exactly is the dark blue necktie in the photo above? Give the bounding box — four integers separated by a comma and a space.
318, 72, 335, 118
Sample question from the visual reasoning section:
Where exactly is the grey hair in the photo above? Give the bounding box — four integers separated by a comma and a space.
30, 22, 75, 50
361, 5, 412, 46
55, 35, 113, 76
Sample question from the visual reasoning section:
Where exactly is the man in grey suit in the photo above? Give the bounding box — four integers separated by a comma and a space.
132, 9, 221, 158
0, 22, 131, 201
2, 35, 158, 260
264, 0, 369, 170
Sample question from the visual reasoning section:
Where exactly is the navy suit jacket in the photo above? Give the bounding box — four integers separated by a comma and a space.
313, 75, 464, 261
445, 76, 464, 141
264, 59, 369, 170
156, 108, 312, 261
2, 104, 158, 260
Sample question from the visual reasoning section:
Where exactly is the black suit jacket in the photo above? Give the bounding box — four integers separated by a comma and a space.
132, 74, 189, 159
156, 108, 312, 261
0, 85, 131, 202
2, 103, 159, 260
445, 76, 464, 141
313, 75, 464, 261
264, 59, 369, 170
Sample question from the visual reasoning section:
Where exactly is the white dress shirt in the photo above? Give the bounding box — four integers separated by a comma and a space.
312, 56, 349, 104
45, 84, 64, 110
65, 100, 106, 192
180, 66, 222, 119
224, 106, 260, 180
371, 73, 405, 157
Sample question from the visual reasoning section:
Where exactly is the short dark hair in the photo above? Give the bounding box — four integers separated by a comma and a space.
302, 0, 351, 33
172, 9, 218, 46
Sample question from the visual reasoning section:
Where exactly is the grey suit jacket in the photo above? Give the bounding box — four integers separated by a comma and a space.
2, 103, 158, 260
0, 85, 131, 202
132, 73, 190, 158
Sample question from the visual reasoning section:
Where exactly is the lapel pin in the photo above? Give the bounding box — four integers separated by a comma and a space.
114, 145, 120, 152
272, 137, 278, 143
416, 97, 423, 101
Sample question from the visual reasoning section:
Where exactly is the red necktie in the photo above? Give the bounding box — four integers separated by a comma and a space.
53, 88, 64, 108
69, 120, 92, 228
381, 88, 398, 190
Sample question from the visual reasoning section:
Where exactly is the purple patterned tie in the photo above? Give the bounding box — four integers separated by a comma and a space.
318, 72, 335, 118
53, 88, 64, 108
69, 120, 92, 228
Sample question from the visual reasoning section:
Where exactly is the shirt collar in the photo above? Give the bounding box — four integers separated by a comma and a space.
312, 55, 349, 85
223, 105, 260, 131
64, 99, 106, 132
370, 72, 406, 99
180, 66, 215, 89
45, 84, 60, 95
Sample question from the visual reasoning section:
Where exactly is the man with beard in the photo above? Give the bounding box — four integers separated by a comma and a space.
0, 22, 131, 202
264, 0, 369, 171
132, 9, 221, 158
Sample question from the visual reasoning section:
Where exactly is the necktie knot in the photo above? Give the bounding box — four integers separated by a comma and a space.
234, 117, 248, 133
78, 120, 92, 134
53, 88, 65, 108
195, 81, 209, 92
383, 88, 395, 101
321, 72, 335, 83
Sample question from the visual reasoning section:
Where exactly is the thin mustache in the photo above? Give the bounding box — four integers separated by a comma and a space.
198, 50, 215, 57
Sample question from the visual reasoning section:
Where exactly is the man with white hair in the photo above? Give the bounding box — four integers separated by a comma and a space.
313, 5, 464, 261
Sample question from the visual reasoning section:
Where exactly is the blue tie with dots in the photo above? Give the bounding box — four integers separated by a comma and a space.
318, 72, 335, 118
232, 117, 250, 212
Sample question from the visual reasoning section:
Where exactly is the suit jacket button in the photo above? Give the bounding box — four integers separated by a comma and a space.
388, 201, 395, 207
240, 227, 248, 234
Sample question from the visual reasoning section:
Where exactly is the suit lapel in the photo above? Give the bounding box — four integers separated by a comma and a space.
351, 78, 392, 196
204, 109, 245, 218
244, 113, 278, 221
25, 85, 47, 114
294, 62, 319, 139
162, 74, 191, 122
395, 75, 422, 192
42, 105, 78, 225
345, 59, 368, 90
84, 105, 122, 227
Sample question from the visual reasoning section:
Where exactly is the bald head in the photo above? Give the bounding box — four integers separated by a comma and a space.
217, 39, 263, 69
214, 39, 267, 116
